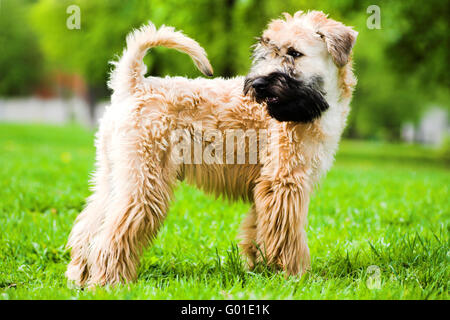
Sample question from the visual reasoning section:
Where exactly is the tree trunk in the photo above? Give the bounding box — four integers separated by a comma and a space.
86, 85, 100, 127
223, 0, 236, 78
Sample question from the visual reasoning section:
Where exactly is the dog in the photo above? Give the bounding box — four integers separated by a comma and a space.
66, 10, 357, 287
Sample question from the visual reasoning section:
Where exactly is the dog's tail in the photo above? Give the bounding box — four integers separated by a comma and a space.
108, 22, 213, 97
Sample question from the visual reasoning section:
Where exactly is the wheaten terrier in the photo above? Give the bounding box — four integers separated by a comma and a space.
66, 10, 357, 287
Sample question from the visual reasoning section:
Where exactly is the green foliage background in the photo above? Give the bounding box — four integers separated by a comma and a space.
0, 0, 449, 140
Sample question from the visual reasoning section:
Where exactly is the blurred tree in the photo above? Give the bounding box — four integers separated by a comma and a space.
0, 0, 43, 96
345, 8, 424, 140
30, 0, 154, 121
23, 0, 448, 139
348, 0, 449, 140
387, 0, 449, 91
29, 0, 238, 121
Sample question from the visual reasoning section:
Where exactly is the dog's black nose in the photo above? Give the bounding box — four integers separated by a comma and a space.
252, 78, 268, 91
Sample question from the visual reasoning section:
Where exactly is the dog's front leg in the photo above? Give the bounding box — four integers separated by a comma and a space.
253, 174, 311, 276
239, 205, 258, 269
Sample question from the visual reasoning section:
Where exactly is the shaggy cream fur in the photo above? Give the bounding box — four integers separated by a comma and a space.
66, 10, 357, 287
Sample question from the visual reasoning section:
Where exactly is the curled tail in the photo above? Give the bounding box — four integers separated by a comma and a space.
109, 22, 213, 97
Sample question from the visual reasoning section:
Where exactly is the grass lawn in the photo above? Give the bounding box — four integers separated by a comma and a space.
0, 123, 448, 300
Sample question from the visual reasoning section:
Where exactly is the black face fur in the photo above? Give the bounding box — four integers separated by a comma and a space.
244, 72, 329, 123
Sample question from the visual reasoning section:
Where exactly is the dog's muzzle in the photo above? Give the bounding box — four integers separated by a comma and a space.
244, 72, 329, 123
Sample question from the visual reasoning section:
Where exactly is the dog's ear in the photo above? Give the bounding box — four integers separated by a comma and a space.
311, 12, 358, 67
318, 24, 358, 68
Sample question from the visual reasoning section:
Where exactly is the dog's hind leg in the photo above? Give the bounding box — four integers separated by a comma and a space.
85, 112, 177, 286
66, 119, 113, 287
66, 187, 109, 286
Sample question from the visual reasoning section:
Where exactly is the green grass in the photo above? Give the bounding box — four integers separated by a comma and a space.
0, 123, 448, 300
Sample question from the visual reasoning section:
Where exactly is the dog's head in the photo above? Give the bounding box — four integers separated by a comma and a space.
244, 11, 358, 123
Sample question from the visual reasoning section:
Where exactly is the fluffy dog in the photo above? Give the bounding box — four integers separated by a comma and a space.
66, 10, 357, 287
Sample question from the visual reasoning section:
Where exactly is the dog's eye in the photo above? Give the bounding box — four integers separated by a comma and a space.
287, 48, 303, 58
259, 37, 269, 45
